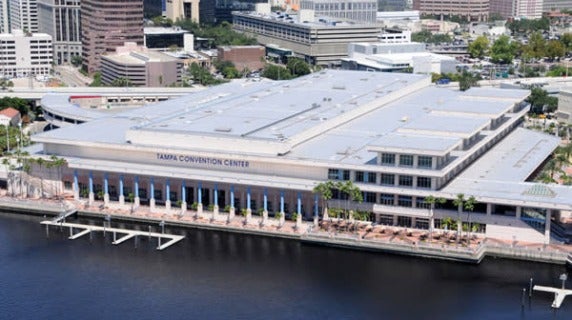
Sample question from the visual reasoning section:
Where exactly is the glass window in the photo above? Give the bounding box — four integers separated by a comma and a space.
367, 172, 377, 183
355, 171, 365, 182
399, 155, 414, 167
399, 175, 413, 187
398, 195, 413, 207
417, 177, 432, 189
381, 174, 395, 185
328, 168, 338, 180
342, 170, 350, 181
381, 153, 395, 165
380, 193, 394, 205
418, 156, 433, 168
363, 192, 376, 203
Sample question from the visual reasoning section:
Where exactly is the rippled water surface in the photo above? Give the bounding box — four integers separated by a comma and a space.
0, 212, 571, 319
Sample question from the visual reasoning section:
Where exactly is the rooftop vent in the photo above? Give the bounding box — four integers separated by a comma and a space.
332, 84, 346, 90
215, 127, 232, 133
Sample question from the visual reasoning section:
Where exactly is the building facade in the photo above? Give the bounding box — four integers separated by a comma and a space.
9, 0, 39, 33
81, 0, 144, 74
165, 0, 200, 23
217, 45, 265, 72
489, 0, 513, 19
37, 0, 81, 65
543, 0, 572, 12
233, 10, 381, 66
513, 0, 543, 19
413, 0, 489, 22
0, 0, 10, 33
33, 70, 571, 244
0, 29, 52, 78
300, 0, 378, 23
100, 42, 183, 87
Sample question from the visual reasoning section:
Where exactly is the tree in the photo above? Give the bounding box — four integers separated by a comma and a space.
525, 32, 546, 60
313, 180, 334, 219
90, 72, 103, 87
70, 55, 82, 68
261, 64, 292, 80
545, 40, 566, 60
459, 71, 479, 91
0, 97, 30, 115
424, 195, 446, 241
452, 193, 465, 242
560, 33, 572, 51
0, 78, 14, 90
527, 87, 549, 114
286, 57, 311, 77
464, 196, 476, 240
490, 35, 517, 64
468, 36, 489, 59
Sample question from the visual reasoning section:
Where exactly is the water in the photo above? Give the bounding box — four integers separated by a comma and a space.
0, 211, 570, 320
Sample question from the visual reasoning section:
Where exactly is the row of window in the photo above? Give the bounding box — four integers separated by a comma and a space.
381, 153, 433, 168
328, 169, 432, 189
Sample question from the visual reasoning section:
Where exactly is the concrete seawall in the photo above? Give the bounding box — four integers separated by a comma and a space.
1, 200, 570, 267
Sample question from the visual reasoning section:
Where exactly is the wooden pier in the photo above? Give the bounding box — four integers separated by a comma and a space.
41, 220, 185, 251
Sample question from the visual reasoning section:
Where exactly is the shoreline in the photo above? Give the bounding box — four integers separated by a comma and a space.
1, 196, 571, 267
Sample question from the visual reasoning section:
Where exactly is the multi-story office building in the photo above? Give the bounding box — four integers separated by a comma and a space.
489, 0, 544, 20
165, 0, 200, 23
9, 0, 39, 33
0, 29, 52, 78
513, 0, 543, 19
378, 0, 409, 11
37, 0, 81, 65
0, 0, 10, 33
413, 0, 489, 21
233, 9, 381, 66
300, 0, 378, 23
100, 42, 183, 87
81, 0, 144, 74
543, 0, 572, 12
199, 0, 268, 24
489, 0, 513, 19
34, 70, 570, 244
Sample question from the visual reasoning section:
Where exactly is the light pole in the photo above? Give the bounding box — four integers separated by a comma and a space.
5, 125, 9, 153
560, 273, 568, 290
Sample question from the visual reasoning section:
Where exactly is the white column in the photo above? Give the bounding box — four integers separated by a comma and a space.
516, 206, 522, 219
486, 203, 492, 216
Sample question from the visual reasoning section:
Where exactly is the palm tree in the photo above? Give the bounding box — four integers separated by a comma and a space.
49, 155, 66, 197
452, 193, 465, 242
425, 195, 446, 242
464, 196, 476, 241
313, 180, 334, 220
35, 157, 45, 198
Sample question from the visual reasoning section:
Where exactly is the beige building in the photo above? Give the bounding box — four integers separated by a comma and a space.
165, 0, 200, 23
101, 42, 183, 87
413, 0, 489, 21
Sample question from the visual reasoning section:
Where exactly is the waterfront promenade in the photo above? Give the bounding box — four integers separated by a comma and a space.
1, 193, 571, 266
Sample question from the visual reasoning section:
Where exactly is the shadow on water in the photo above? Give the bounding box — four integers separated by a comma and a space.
0, 211, 570, 320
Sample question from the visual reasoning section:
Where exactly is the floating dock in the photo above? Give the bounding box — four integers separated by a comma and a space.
41, 220, 184, 251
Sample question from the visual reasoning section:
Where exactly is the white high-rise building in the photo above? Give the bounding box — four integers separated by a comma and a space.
300, 0, 378, 23
0, 0, 10, 33
37, 0, 81, 65
0, 29, 52, 78
9, 0, 39, 33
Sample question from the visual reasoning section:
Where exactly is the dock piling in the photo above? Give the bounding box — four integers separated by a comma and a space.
529, 278, 533, 298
